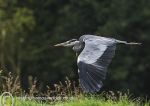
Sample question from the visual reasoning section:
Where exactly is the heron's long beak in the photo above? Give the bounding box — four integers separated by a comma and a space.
54, 42, 67, 47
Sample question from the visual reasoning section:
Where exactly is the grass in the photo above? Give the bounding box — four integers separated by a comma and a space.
1, 94, 149, 106
55, 96, 150, 106
0, 72, 150, 106
15, 100, 50, 106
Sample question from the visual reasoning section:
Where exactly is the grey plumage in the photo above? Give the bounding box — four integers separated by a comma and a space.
77, 35, 116, 93
54, 35, 141, 93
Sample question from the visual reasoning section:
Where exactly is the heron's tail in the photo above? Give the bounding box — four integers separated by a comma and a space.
116, 40, 141, 45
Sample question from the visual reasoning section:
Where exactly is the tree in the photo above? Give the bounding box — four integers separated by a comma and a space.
0, 0, 35, 75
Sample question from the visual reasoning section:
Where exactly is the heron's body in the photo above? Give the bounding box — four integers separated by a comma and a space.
73, 35, 117, 92
54, 35, 141, 93
73, 35, 116, 54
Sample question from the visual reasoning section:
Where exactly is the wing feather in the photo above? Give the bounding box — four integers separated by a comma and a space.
77, 35, 116, 93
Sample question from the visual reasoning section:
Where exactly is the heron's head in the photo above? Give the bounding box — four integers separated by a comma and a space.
54, 39, 79, 47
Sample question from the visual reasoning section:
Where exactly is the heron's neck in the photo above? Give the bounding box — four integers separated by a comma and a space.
72, 41, 84, 54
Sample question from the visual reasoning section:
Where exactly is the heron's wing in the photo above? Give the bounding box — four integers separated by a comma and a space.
77, 36, 116, 93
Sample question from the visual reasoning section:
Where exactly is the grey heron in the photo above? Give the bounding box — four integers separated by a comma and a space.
54, 35, 141, 93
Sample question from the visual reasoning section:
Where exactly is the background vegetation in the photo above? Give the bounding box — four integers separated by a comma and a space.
0, 0, 150, 98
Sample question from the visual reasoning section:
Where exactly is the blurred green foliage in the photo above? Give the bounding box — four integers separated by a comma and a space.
0, 0, 150, 96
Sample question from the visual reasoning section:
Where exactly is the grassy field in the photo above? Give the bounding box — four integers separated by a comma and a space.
55, 97, 150, 106
0, 73, 149, 106
1, 94, 149, 106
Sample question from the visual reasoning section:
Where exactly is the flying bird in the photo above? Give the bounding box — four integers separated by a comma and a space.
54, 35, 141, 93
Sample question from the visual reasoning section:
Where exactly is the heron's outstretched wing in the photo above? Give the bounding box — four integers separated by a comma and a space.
77, 35, 116, 93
